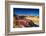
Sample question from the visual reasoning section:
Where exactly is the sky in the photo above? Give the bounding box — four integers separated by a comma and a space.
13, 8, 39, 16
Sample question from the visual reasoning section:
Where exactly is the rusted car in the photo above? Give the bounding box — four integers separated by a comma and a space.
14, 15, 39, 27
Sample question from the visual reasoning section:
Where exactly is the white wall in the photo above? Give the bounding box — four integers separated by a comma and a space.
0, 0, 46, 36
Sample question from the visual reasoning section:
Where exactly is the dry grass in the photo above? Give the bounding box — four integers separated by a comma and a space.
25, 16, 39, 25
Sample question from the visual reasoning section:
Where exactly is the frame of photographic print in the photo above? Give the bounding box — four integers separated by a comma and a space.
5, 1, 45, 36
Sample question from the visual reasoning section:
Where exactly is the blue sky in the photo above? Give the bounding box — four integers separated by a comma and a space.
13, 8, 39, 16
